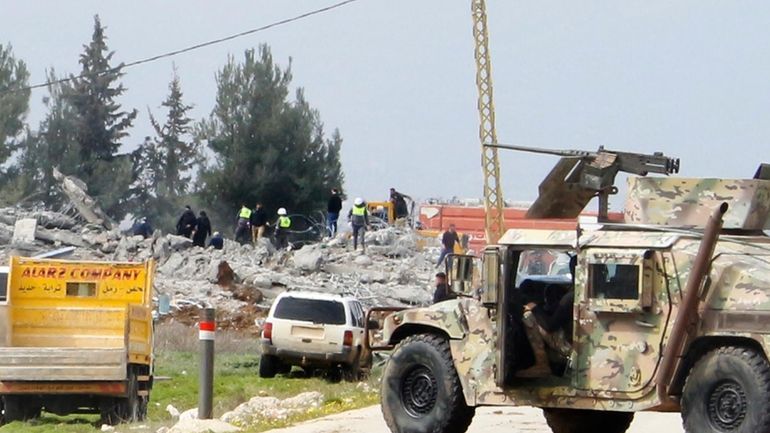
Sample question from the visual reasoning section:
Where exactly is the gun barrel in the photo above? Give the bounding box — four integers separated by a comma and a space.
485, 143, 595, 158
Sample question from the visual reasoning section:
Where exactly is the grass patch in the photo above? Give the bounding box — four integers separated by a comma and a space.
0, 350, 381, 433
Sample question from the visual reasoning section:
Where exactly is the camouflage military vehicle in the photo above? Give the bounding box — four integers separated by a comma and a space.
377, 158, 770, 433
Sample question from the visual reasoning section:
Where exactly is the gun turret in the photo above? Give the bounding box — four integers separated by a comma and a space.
485, 144, 680, 220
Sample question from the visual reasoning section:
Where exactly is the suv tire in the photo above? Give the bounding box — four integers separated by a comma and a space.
259, 354, 279, 378
543, 408, 633, 433
381, 334, 475, 433
682, 346, 770, 433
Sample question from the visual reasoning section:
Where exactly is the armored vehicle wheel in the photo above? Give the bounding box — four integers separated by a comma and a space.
682, 346, 770, 433
259, 354, 279, 378
543, 408, 633, 433
381, 334, 475, 433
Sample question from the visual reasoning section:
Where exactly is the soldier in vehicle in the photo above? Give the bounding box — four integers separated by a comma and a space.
520, 256, 576, 374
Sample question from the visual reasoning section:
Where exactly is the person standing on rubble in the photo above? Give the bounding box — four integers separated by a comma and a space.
389, 188, 412, 220
235, 203, 252, 245
348, 197, 369, 252
327, 188, 343, 238
250, 203, 268, 243
436, 224, 461, 268
176, 206, 197, 238
193, 211, 212, 248
275, 208, 292, 249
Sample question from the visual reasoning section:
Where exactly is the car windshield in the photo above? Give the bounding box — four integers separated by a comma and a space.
274, 297, 346, 325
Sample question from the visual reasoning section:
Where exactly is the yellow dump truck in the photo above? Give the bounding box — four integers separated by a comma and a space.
0, 257, 155, 425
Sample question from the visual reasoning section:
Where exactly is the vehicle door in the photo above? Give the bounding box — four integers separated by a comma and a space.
271, 297, 348, 354
573, 248, 671, 394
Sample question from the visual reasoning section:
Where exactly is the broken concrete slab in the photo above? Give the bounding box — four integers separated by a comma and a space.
12, 218, 37, 244
292, 245, 324, 272
52, 167, 115, 230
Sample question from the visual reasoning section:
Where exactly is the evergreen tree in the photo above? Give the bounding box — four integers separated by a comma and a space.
64, 15, 137, 218
134, 71, 200, 230
7, 71, 81, 204
0, 43, 30, 179
198, 45, 345, 224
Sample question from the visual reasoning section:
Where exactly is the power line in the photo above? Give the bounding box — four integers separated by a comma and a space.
0, 0, 360, 95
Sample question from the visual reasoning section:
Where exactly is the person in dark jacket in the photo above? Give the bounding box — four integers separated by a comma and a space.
327, 188, 343, 237
209, 231, 224, 250
432, 272, 457, 304
250, 203, 268, 243
389, 188, 412, 220
132, 217, 153, 239
176, 206, 196, 238
193, 211, 212, 248
348, 197, 369, 252
436, 224, 461, 268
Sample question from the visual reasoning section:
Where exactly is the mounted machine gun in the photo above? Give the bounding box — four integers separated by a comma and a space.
486, 143, 680, 221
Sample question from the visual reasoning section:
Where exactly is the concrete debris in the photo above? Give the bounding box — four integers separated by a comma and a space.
166, 418, 241, 433
0, 199, 440, 329
292, 244, 324, 272
220, 391, 324, 427
52, 167, 115, 229
167, 404, 181, 419
12, 218, 36, 244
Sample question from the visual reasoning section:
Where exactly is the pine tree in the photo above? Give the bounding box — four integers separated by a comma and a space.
0, 43, 30, 177
9, 71, 82, 204
134, 71, 200, 230
198, 45, 345, 224
64, 15, 137, 218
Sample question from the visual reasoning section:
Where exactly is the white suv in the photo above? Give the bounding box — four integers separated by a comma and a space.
260, 291, 369, 381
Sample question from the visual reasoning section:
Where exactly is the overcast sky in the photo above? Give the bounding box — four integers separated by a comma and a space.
2, 1, 769, 211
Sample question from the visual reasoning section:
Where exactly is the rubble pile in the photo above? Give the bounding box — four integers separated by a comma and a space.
0, 200, 441, 330
220, 391, 324, 426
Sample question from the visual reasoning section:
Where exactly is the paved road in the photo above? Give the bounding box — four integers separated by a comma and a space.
266, 405, 685, 433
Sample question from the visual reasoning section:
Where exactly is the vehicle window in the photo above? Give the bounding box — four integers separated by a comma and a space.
0, 272, 7, 302
290, 216, 310, 231
353, 302, 364, 327
589, 264, 640, 300
515, 250, 574, 286
66, 282, 96, 297
274, 297, 346, 325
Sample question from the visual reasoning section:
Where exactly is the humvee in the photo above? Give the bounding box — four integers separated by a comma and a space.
378, 157, 770, 433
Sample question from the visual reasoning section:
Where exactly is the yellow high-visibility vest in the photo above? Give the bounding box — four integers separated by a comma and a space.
352, 205, 366, 216
239, 207, 252, 219
279, 216, 291, 228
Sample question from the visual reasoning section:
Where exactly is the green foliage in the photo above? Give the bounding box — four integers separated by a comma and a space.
198, 45, 344, 225
134, 71, 201, 231
62, 15, 137, 218
0, 43, 30, 182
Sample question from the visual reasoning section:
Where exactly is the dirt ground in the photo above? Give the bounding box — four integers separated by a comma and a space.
264, 405, 685, 433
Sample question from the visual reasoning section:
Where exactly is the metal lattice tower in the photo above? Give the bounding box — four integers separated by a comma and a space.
471, 0, 505, 244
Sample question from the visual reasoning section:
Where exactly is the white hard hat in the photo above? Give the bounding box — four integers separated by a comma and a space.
277, 208, 287, 215
354, 197, 364, 206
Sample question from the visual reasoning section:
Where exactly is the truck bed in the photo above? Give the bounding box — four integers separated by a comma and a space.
0, 347, 127, 381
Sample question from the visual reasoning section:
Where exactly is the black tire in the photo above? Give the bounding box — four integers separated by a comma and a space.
344, 349, 362, 382
259, 354, 279, 378
381, 334, 475, 433
2, 396, 41, 423
682, 346, 770, 433
543, 408, 633, 433
102, 372, 143, 425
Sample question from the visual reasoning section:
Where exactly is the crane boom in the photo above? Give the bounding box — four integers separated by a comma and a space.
471, 0, 505, 244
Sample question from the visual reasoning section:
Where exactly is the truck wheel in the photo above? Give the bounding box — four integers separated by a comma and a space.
682, 346, 770, 433
102, 373, 142, 425
3, 396, 41, 423
543, 408, 633, 433
259, 354, 279, 378
381, 334, 475, 433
